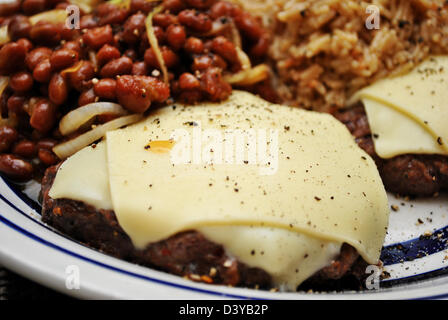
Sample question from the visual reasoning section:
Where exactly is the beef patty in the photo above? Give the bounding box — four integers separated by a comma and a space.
335, 105, 448, 197
41, 165, 369, 291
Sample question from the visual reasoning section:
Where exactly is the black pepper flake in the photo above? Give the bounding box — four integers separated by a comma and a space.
437, 137, 443, 145
250, 250, 255, 256
144, 145, 151, 150
314, 196, 321, 201
234, 188, 239, 192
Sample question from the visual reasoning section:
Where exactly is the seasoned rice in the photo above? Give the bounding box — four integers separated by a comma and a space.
233, 0, 448, 112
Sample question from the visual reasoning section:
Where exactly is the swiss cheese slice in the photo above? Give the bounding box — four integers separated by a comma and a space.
350, 56, 448, 158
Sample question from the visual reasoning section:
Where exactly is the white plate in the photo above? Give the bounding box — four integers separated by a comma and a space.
1, 176, 448, 300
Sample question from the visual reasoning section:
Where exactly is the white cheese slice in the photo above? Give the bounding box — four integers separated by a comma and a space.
350, 56, 448, 158
49, 91, 389, 289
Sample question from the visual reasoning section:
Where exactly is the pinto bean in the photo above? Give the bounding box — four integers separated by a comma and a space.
12, 140, 36, 158
49, 73, 69, 105
30, 99, 57, 133
122, 12, 146, 45
83, 25, 114, 50
33, 59, 52, 83
38, 148, 59, 166
8, 15, 31, 40
21, 0, 46, 15
131, 61, 147, 76
0, 0, 21, 17
144, 47, 179, 69
50, 48, 79, 71
211, 36, 238, 65
25, 47, 52, 71
116, 75, 169, 113
80, 15, 98, 29
96, 3, 129, 26
7, 95, 27, 115
69, 61, 95, 91
0, 42, 27, 75
0, 154, 33, 181
10, 72, 34, 93
93, 78, 117, 100
78, 88, 97, 106
178, 9, 212, 33
130, 0, 155, 14
163, 0, 184, 13
153, 13, 178, 28
178, 72, 200, 90
30, 21, 61, 46
184, 0, 216, 9
36, 138, 58, 151
0, 126, 18, 153
209, 1, 235, 19
184, 37, 204, 54
166, 24, 186, 50
96, 44, 121, 66
100, 56, 133, 78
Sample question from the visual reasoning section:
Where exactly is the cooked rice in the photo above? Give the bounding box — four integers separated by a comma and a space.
233, 0, 448, 112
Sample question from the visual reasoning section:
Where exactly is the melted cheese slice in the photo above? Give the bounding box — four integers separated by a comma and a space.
350, 56, 448, 159
50, 91, 389, 290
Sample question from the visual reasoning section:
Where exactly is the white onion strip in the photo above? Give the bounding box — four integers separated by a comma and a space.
146, 5, 169, 84
53, 114, 143, 159
224, 64, 270, 86
59, 102, 129, 136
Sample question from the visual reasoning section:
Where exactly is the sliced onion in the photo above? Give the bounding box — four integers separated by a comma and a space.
59, 102, 129, 136
29, 9, 68, 25
54, 114, 143, 159
0, 26, 10, 46
146, 5, 169, 84
236, 47, 251, 71
0, 77, 16, 128
224, 64, 270, 86
61, 61, 83, 77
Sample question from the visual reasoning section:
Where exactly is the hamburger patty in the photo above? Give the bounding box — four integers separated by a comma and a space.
41, 165, 369, 290
335, 106, 448, 197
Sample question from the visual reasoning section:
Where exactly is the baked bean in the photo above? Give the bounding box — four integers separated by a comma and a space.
0, 154, 33, 181
100, 56, 133, 78
36, 138, 58, 151
93, 78, 117, 100
163, 0, 185, 13
60, 25, 80, 41
184, 37, 204, 54
130, 0, 155, 14
200, 67, 231, 101
178, 72, 200, 90
178, 10, 212, 33
0, 42, 27, 75
30, 21, 61, 46
69, 61, 95, 91
30, 99, 57, 133
116, 75, 169, 113
83, 25, 114, 50
209, 1, 234, 19
250, 33, 270, 58
8, 15, 31, 40
122, 13, 146, 45
80, 15, 98, 29
12, 140, 36, 158
96, 44, 121, 66
33, 59, 52, 83
211, 36, 238, 65
192, 54, 226, 71
10, 72, 34, 93
124, 49, 138, 61
153, 13, 178, 28
63, 40, 82, 54
233, 11, 264, 40
96, 3, 129, 26
7, 95, 27, 115
78, 88, 97, 106
131, 61, 147, 76
38, 148, 59, 166
166, 24, 186, 51
0, 126, 18, 153
25, 47, 52, 71
17, 38, 33, 53
21, 0, 46, 15
0, 0, 21, 17
50, 48, 79, 71
49, 73, 68, 105
184, 0, 216, 9
144, 47, 179, 69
